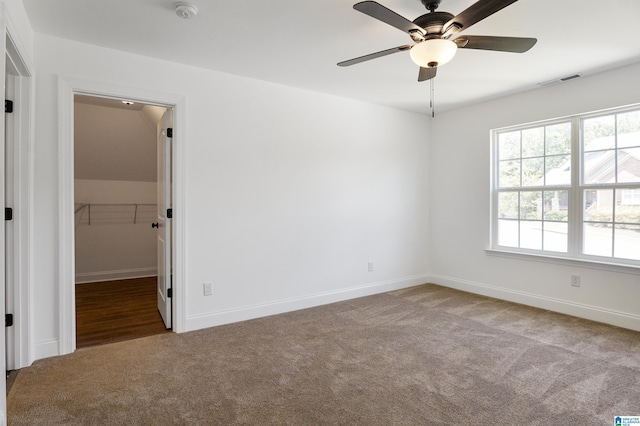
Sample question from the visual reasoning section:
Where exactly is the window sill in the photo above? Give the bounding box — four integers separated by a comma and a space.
485, 248, 640, 275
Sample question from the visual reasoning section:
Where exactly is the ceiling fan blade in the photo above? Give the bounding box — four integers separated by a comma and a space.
418, 67, 437, 82
337, 45, 411, 67
354, 1, 425, 35
455, 35, 537, 53
443, 0, 518, 37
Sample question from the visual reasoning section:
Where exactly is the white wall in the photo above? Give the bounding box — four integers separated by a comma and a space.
429, 62, 640, 330
32, 34, 431, 359
74, 179, 157, 283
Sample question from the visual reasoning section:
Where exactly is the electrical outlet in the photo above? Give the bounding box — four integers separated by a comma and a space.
368, 261, 374, 272
571, 275, 581, 287
203, 282, 213, 296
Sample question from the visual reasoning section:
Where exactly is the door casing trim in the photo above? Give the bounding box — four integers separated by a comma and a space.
3, 13, 35, 371
57, 77, 187, 356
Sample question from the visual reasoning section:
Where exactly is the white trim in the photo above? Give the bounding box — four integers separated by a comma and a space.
75, 268, 158, 284
15, 59, 34, 370
184, 274, 430, 332
3, 3, 35, 372
485, 248, 640, 275
58, 77, 187, 357
0, 8, 8, 409
33, 339, 59, 362
57, 77, 75, 356
430, 273, 640, 331
3, 5, 33, 75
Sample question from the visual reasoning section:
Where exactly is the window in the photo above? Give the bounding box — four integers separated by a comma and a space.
491, 105, 640, 266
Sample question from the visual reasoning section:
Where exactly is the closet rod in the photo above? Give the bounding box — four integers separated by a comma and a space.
75, 203, 157, 226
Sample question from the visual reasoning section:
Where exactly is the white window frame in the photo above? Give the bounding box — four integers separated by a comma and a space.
490, 104, 640, 270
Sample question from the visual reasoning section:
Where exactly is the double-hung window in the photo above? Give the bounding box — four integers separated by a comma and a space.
491, 105, 640, 267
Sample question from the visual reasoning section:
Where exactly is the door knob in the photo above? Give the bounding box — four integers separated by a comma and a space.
151, 222, 159, 229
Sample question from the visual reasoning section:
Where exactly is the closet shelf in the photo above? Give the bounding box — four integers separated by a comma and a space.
75, 203, 157, 226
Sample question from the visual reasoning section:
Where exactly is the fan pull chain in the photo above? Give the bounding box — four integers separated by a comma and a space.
430, 78, 435, 118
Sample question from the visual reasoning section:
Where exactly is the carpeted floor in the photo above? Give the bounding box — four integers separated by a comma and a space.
7, 284, 640, 424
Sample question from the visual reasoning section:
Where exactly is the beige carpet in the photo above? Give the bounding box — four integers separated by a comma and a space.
8, 284, 640, 424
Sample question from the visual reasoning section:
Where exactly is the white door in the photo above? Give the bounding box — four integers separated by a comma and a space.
156, 109, 172, 329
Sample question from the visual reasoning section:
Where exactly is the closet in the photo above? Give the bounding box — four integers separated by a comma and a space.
74, 95, 168, 347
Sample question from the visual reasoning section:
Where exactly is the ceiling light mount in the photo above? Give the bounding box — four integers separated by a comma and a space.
175, 2, 198, 19
421, 0, 442, 13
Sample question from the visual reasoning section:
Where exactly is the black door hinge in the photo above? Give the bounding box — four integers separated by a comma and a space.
5, 100, 13, 113
5, 208, 13, 221
5, 314, 13, 327
167, 208, 173, 219
167, 288, 173, 298
166, 128, 173, 138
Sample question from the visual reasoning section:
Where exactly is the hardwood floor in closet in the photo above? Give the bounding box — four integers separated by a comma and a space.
75, 277, 170, 348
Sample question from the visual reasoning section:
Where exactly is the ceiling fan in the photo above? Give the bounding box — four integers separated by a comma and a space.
338, 0, 537, 83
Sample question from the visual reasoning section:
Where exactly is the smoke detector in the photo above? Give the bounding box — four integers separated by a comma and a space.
175, 2, 198, 19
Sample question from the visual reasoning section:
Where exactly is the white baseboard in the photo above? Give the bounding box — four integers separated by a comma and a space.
33, 339, 59, 363
75, 267, 158, 284
184, 274, 430, 332
430, 274, 640, 332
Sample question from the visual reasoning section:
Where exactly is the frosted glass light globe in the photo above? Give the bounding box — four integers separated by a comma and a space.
410, 39, 457, 68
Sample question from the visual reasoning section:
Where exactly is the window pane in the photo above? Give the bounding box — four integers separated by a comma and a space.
522, 127, 544, 157
499, 192, 518, 218
617, 148, 640, 183
545, 155, 571, 185
522, 157, 544, 186
584, 150, 615, 184
544, 190, 568, 221
498, 219, 518, 247
520, 191, 542, 220
617, 111, 640, 148
584, 115, 615, 151
584, 189, 597, 211
543, 222, 568, 252
583, 223, 613, 257
499, 131, 520, 160
615, 197, 640, 224
614, 225, 640, 260
520, 221, 542, 250
546, 123, 571, 155
499, 160, 520, 187
585, 189, 613, 222
620, 188, 640, 206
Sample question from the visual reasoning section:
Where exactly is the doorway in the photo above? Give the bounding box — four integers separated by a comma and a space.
58, 78, 185, 356
73, 95, 172, 347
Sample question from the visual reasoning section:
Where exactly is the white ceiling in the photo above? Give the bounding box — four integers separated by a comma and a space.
22, 0, 640, 115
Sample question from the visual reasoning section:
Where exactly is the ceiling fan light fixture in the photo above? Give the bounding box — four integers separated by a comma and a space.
409, 38, 457, 68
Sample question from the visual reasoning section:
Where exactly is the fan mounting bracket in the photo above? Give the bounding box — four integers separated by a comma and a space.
412, 11, 454, 36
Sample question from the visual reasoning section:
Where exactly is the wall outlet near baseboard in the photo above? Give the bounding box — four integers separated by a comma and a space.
203, 282, 213, 296
571, 275, 581, 287
368, 261, 374, 272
